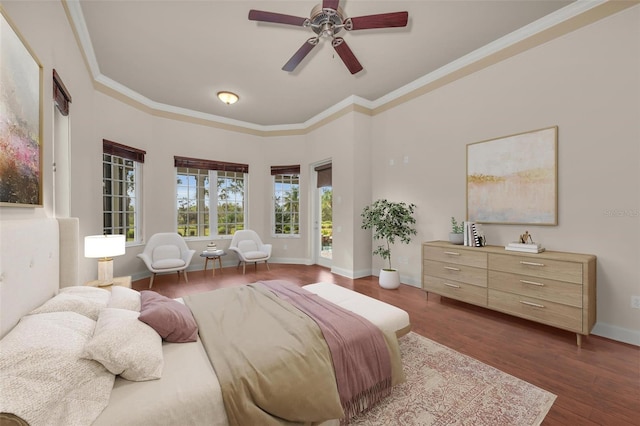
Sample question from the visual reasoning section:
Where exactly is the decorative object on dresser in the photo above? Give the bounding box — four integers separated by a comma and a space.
84, 234, 126, 286
361, 199, 417, 289
462, 221, 486, 247
506, 242, 545, 253
422, 241, 596, 346
449, 217, 464, 245
506, 230, 545, 253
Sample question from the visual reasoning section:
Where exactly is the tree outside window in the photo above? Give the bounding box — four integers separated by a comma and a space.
274, 173, 300, 236
176, 167, 246, 238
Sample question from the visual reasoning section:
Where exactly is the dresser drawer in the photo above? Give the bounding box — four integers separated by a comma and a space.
488, 289, 581, 331
489, 253, 583, 284
489, 270, 582, 307
423, 246, 487, 268
424, 276, 487, 307
423, 260, 487, 287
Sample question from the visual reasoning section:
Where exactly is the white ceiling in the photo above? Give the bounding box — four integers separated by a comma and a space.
71, 0, 581, 129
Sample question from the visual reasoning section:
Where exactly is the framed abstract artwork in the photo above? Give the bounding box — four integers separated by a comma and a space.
467, 126, 558, 225
0, 8, 43, 207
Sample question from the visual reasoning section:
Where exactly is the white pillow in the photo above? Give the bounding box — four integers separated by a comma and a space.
0, 311, 115, 426
59, 285, 111, 302
82, 308, 163, 381
108, 286, 141, 311
30, 291, 109, 320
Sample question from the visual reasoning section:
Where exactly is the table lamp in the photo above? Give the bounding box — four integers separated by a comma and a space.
84, 234, 126, 286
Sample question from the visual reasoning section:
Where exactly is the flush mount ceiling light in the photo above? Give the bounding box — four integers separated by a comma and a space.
217, 91, 239, 105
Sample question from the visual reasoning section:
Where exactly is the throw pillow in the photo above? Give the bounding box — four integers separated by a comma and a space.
82, 308, 163, 381
138, 291, 198, 343
107, 286, 141, 312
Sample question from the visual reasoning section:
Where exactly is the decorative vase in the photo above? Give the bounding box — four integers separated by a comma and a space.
379, 269, 400, 289
449, 233, 464, 245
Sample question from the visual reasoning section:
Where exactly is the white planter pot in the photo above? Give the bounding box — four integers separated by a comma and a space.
449, 233, 464, 245
378, 269, 400, 289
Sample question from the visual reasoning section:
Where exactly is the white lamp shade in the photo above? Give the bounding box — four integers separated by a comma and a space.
84, 234, 126, 259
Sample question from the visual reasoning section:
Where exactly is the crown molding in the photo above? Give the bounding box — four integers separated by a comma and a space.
65, 0, 627, 135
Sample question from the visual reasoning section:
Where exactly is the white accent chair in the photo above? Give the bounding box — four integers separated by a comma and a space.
137, 233, 196, 288
228, 230, 272, 274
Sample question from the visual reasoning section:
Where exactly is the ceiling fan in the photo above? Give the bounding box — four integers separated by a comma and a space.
248, 0, 408, 75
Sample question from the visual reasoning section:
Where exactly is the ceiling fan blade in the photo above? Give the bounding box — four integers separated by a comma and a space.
322, 0, 340, 10
282, 38, 319, 72
332, 37, 363, 75
346, 11, 408, 30
248, 10, 308, 27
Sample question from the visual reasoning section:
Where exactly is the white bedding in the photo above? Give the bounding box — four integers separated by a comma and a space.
94, 337, 228, 426
0, 217, 410, 426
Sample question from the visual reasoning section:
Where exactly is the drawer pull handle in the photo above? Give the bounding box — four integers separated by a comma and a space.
444, 266, 460, 271
444, 251, 460, 256
520, 300, 545, 308
520, 279, 544, 287
444, 282, 461, 289
520, 261, 545, 267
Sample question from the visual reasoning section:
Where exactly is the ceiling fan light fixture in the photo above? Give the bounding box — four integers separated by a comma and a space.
217, 91, 239, 105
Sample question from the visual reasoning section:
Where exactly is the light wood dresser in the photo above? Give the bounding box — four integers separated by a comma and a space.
422, 241, 596, 346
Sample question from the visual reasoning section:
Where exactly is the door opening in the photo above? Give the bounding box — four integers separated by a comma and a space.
314, 162, 332, 268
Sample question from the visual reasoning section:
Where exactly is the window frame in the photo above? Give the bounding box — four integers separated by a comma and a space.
271, 165, 301, 238
102, 140, 145, 244
175, 156, 249, 240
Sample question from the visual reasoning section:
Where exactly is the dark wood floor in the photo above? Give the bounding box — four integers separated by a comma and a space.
133, 263, 640, 426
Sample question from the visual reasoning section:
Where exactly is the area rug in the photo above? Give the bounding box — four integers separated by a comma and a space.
351, 332, 556, 425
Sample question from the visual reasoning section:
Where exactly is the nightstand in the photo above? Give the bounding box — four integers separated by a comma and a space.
85, 275, 132, 291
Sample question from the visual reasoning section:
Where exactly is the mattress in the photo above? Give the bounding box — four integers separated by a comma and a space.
302, 282, 412, 337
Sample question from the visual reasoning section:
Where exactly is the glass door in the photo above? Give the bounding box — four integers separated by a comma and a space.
313, 162, 332, 268
318, 186, 332, 265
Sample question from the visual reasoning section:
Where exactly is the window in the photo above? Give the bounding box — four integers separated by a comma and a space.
53, 69, 72, 217
175, 156, 248, 238
272, 165, 300, 236
103, 140, 145, 242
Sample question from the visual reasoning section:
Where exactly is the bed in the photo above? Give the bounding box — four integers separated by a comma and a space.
0, 218, 411, 426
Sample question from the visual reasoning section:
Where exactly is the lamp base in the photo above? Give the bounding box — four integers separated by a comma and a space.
97, 258, 114, 286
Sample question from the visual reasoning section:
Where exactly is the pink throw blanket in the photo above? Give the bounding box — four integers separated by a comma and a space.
259, 280, 393, 420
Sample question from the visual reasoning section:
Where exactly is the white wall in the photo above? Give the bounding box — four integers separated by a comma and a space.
1, 1, 637, 344
367, 7, 640, 343
92, 92, 309, 279
304, 112, 372, 278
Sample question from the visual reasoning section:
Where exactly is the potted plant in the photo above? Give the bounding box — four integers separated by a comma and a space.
449, 217, 464, 245
361, 199, 417, 289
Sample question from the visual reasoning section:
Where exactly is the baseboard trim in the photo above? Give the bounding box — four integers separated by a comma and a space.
329, 266, 370, 279
592, 322, 640, 346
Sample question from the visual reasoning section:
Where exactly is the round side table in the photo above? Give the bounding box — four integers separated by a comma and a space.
200, 251, 227, 277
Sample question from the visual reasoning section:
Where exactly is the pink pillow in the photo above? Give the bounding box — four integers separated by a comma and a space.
138, 291, 198, 343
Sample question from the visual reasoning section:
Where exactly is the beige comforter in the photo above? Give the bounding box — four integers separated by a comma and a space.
183, 283, 402, 425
